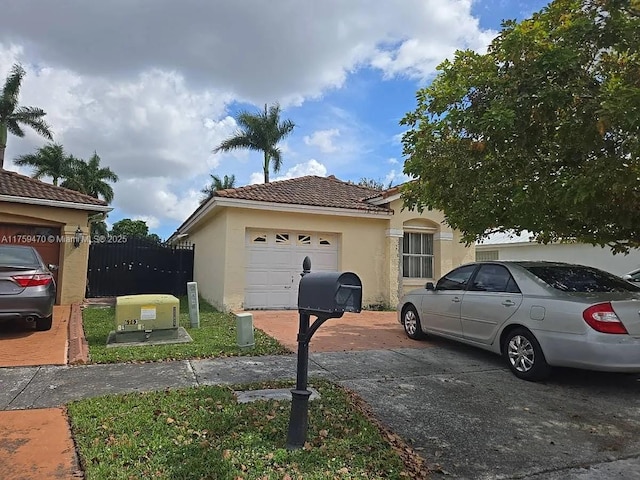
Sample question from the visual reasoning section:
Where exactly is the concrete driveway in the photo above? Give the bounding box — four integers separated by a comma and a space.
0, 306, 70, 367
334, 338, 640, 479
250, 309, 431, 352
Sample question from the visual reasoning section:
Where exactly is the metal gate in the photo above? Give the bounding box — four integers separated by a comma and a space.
86, 238, 194, 297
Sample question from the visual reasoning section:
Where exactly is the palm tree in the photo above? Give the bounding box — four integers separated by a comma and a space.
13, 143, 74, 185
213, 103, 294, 183
200, 173, 236, 202
0, 63, 53, 168
61, 152, 119, 203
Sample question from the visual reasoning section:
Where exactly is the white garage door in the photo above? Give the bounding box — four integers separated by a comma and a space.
245, 230, 338, 309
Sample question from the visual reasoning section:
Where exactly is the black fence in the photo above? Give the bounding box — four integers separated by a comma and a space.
86, 237, 195, 297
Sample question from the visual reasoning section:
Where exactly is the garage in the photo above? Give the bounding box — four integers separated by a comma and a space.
0, 169, 112, 304
245, 229, 338, 309
0, 223, 61, 285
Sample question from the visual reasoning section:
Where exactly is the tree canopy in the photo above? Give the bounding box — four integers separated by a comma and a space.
61, 152, 118, 203
401, 0, 640, 253
214, 103, 294, 183
14, 143, 73, 185
0, 63, 53, 168
200, 173, 236, 202
110, 218, 161, 243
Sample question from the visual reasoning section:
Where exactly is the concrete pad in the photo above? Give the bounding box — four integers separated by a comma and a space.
234, 387, 320, 403
105, 326, 193, 347
7, 361, 197, 409
0, 305, 70, 367
341, 368, 640, 479
0, 367, 39, 409
0, 408, 79, 480
529, 457, 640, 479
250, 310, 434, 353
310, 349, 434, 381
191, 354, 337, 385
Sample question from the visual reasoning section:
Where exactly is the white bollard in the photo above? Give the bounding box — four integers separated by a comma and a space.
186, 282, 200, 328
236, 313, 255, 349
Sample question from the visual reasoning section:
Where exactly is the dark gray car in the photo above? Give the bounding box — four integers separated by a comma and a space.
0, 245, 56, 331
398, 261, 640, 381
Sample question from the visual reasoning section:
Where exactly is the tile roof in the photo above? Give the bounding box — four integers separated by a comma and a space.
214, 175, 392, 213
0, 169, 108, 207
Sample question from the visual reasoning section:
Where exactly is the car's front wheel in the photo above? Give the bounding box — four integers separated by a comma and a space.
35, 315, 53, 331
402, 306, 425, 340
503, 327, 550, 381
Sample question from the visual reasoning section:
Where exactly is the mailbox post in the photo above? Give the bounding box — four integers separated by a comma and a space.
286, 256, 362, 450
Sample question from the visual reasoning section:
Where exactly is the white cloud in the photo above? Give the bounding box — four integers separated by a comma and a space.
303, 129, 340, 153
115, 178, 201, 224
388, 157, 399, 164
385, 169, 411, 186
0, 1, 495, 104
250, 159, 328, 185
0, 0, 499, 236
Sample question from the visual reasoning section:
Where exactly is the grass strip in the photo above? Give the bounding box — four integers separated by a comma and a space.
68, 380, 427, 479
83, 297, 289, 363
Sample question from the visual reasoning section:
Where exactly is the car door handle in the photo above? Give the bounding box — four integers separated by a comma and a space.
452, 296, 461, 303
502, 300, 515, 307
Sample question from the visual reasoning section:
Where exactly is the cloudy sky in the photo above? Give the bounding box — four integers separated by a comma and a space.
1, 0, 548, 239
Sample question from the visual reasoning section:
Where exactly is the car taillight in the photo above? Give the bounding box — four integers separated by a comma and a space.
11, 274, 53, 288
582, 302, 628, 334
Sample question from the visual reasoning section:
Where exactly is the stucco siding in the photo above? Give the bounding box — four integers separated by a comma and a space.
388, 198, 474, 294
0, 202, 91, 304
188, 210, 228, 310
476, 242, 640, 276
222, 208, 389, 311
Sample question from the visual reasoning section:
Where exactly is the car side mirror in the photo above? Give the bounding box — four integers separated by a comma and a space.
48, 264, 59, 271
425, 282, 435, 290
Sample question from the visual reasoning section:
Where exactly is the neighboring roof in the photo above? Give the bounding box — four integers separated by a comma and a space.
0, 169, 111, 211
171, 175, 393, 239
214, 175, 390, 212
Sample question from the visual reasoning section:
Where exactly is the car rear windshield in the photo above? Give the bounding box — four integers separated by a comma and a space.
0, 246, 39, 267
523, 265, 640, 293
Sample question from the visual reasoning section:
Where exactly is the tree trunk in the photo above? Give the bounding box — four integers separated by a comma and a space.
0, 123, 6, 169
263, 150, 270, 183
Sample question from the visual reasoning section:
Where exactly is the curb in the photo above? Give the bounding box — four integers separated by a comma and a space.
67, 304, 89, 365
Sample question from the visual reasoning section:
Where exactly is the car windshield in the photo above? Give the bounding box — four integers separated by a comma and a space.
0, 246, 39, 267
523, 265, 640, 293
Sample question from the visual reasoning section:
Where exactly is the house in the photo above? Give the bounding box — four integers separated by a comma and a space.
169, 175, 474, 311
475, 232, 640, 276
0, 169, 112, 304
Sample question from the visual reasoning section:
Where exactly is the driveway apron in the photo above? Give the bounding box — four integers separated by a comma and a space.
250, 309, 433, 352
0, 305, 69, 367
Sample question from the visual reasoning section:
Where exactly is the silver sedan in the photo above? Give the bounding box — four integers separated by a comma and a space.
397, 261, 640, 381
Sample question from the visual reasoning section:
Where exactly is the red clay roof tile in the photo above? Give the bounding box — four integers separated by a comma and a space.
0, 169, 108, 207
214, 175, 391, 212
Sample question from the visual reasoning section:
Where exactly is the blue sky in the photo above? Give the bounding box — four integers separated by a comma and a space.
0, 0, 550, 240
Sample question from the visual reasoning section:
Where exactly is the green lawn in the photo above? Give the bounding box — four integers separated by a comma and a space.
83, 297, 290, 363
68, 381, 424, 480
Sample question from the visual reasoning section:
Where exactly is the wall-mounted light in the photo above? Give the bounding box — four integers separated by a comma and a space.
74, 226, 83, 248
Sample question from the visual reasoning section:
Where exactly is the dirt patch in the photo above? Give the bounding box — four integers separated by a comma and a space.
250, 310, 433, 352
0, 408, 80, 480
0, 306, 70, 367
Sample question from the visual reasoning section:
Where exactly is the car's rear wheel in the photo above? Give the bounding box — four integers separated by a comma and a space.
503, 327, 550, 381
402, 306, 425, 340
35, 315, 53, 331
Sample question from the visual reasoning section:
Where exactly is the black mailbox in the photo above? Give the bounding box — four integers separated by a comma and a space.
298, 271, 362, 318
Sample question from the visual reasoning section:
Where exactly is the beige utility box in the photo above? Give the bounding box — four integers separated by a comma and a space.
114, 294, 180, 342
